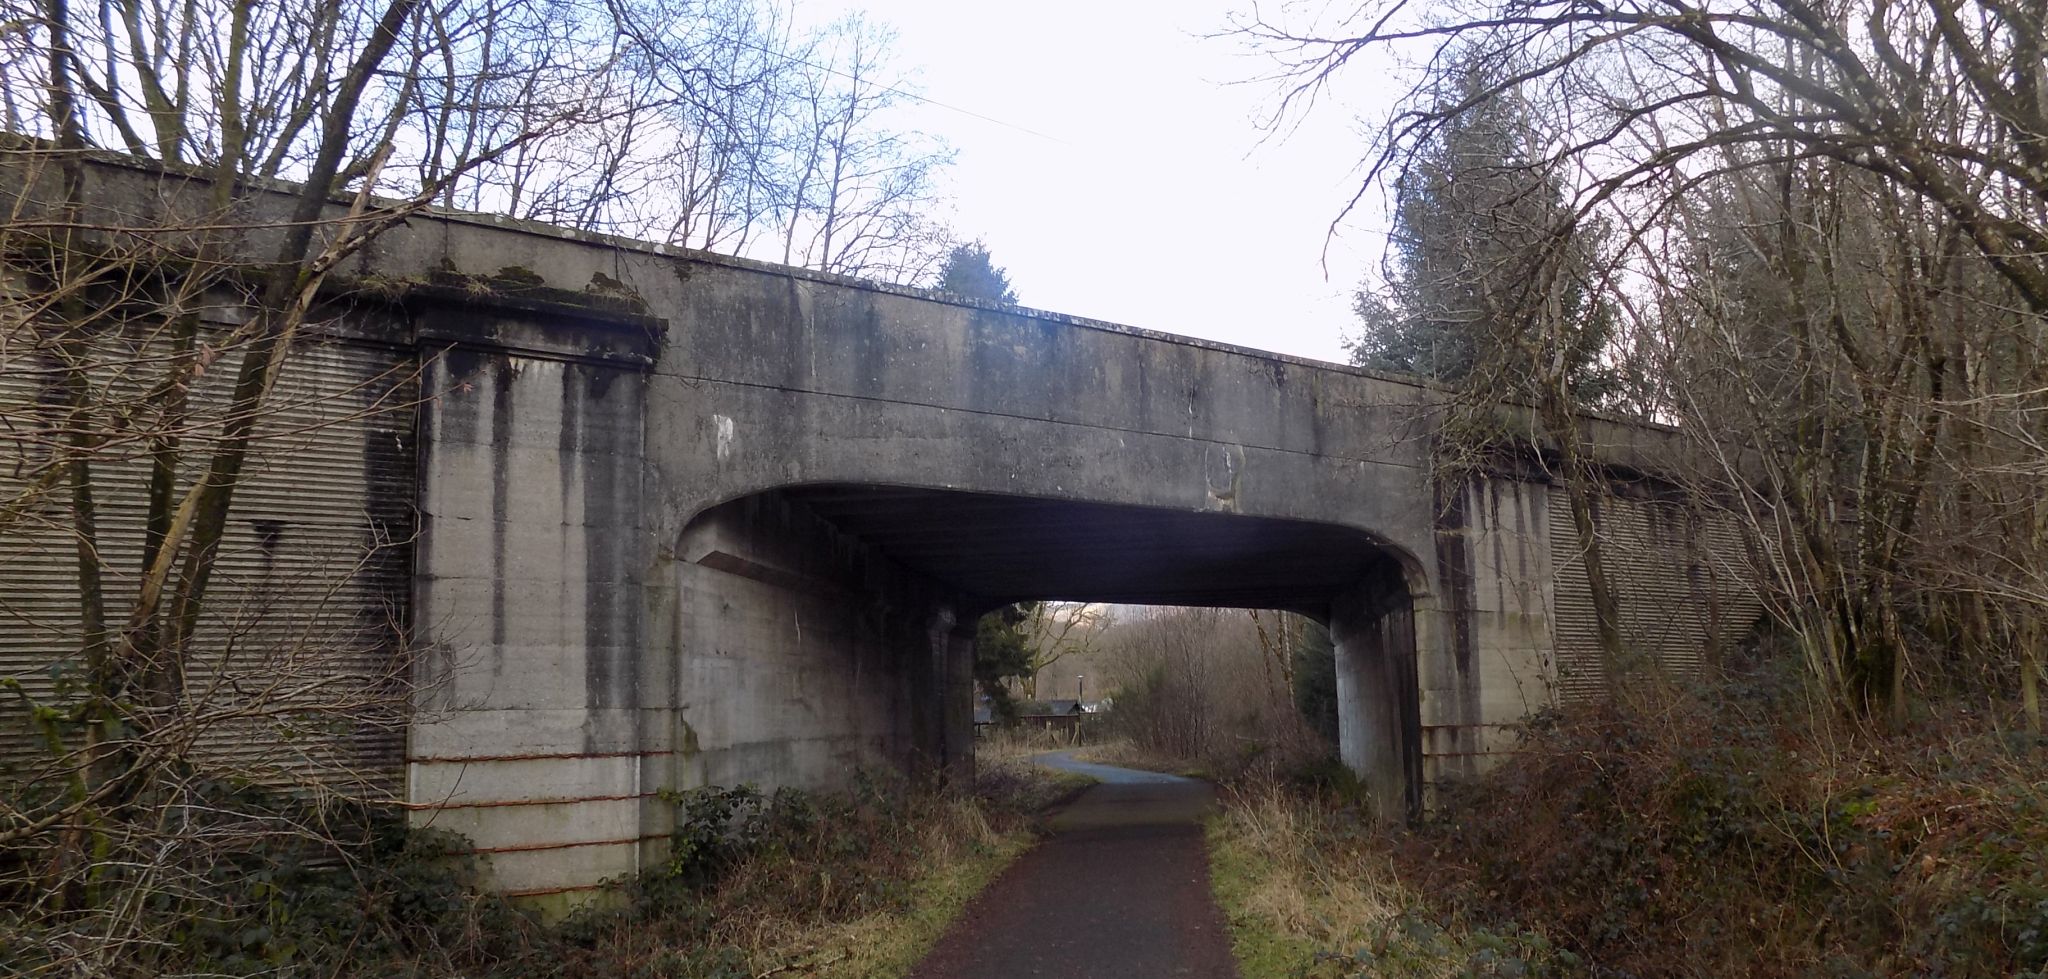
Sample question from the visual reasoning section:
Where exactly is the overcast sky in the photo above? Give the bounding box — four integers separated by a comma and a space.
797, 1, 1395, 365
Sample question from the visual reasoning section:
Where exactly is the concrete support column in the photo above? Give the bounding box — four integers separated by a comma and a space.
407, 348, 652, 909
1406, 592, 1452, 810
908, 606, 978, 781
939, 615, 977, 781
907, 605, 955, 776
1332, 578, 1422, 824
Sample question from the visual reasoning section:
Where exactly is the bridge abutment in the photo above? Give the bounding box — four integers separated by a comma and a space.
1410, 477, 1564, 796
406, 335, 656, 906
666, 491, 978, 789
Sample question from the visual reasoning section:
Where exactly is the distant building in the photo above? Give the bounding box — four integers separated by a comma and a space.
1031, 699, 1085, 717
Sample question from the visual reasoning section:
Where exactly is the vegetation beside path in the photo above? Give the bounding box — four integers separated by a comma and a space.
2, 755, 1082, 978
555, 754, 1076, 979
1208, 778, 1572, 978
524, 755, 1085, 979
1199, 660, 2048, 979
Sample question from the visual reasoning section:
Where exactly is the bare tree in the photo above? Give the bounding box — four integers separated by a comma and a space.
1020, 603, 1108, 699
402, 1, 958, 282
1100, 607, 1324, 772
0, 0, 629, 969
1339, 55, 1641, 688
2, 0, 959, 967
1235, 0, 2048, 723
774, 14, 954, 281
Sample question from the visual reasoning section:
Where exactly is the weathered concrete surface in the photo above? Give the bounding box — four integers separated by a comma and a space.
664, 493, 976, 788
2, 153, 1761, 903
408, 336, 653, 896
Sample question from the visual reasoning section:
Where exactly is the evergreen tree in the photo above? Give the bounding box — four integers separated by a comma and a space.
1290, 621, 1340, 747
1355, 61, 1637, 682
1349, 66, 1621, 405
937, 239, 1019, 304
974, 602, 1038, 721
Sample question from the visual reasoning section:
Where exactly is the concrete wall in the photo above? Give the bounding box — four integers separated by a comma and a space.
1331, 563, 1424, 820
662, 492, 973, 796
641, 263, 1444, 560
413, 376, 978, 906
382, 247, 1739, 894
408, 335, 653, 900
1331, 475, 1566, 815
1428, 477, 1561, 775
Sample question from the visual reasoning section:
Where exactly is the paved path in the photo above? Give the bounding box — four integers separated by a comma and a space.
909, 752, 1241, 979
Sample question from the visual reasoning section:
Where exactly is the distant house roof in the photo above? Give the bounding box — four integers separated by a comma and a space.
1032, 699, 1085, 716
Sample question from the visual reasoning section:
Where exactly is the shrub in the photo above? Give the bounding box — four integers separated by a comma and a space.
1411, 668, 2048, 978
3, 767, 1057, 978
0, 779, 545, 978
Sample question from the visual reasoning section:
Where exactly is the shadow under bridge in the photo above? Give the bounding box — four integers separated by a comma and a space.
678, 484, 1425, 820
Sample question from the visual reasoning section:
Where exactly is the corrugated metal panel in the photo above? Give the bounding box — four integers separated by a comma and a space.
1548, 488, 1765, 704
1, 324, 416, 799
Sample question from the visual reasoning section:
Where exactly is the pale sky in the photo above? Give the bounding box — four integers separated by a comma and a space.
797, 1, 1396, 365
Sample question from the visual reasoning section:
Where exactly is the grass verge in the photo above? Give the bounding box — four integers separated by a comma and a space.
1072, 738, 1209, 778
1205, 779, 1571, 979
1409, 667, 2048, 978
1208, 661, 2048, 978
810, 755, 1096, 975
554, 756, 1084, 978
712, 793, 1036, 978
772, 753, 1095, 976
1, 759, 1081, 978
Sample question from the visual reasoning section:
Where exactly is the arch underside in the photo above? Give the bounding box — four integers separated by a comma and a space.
771, 484, 1408, 613
672, 483, 1422, 821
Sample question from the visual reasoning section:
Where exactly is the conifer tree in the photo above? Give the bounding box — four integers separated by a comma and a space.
937, 239, 1019, 304
1350, 66, 1619, 406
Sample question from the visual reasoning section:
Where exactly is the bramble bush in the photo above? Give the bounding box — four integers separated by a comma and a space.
1411, 659, 2048, 978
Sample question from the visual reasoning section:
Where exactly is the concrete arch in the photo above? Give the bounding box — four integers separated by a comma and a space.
671, 479, 1434, 606
667, 482, 1428, 821
381, 212, 1720, 903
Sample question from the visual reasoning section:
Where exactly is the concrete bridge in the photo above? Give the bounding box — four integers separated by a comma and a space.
0, 157, 1758, 905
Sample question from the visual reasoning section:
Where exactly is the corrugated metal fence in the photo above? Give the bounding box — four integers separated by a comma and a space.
0, 320, 417, 798
1548, 487, 1766, 704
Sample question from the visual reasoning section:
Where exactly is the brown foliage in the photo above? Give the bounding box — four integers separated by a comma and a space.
1406, 664, 2048, 977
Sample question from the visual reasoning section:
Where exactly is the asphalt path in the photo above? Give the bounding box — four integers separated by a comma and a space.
908, 751, 1241, 979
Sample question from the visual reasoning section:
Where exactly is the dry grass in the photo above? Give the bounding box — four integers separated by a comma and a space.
973, 749, 1099, 812
977, 724, 1091, 761
1204, 663, 2048, 979
549, 765, 1092, 979
1206, 779, 1566, 979
719, 793, 1029, 978
1401, 666, 2048, 978
1073, 738, 1207, 777
1208, 780, 1411, 968
52, 763, 1096, 979
722, 755, 1103, 978
696, 740, 1104, 977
